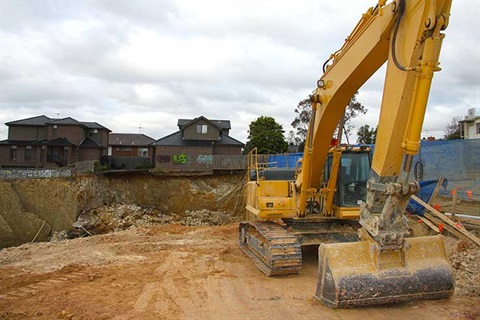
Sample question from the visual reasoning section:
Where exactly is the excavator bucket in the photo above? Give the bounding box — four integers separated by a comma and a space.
315, 234, 454, 308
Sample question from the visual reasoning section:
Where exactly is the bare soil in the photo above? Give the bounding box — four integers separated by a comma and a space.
1, 222, 479, 320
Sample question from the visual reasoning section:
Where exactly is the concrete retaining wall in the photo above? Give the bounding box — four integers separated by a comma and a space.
0, 169, 73, 180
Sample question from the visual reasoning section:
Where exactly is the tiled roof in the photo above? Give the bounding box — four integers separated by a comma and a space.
109, 133, 155, 146
0, 140, 45, 146
42, 137, 76, 147
47, 117, 82, 125
80, 138, 105, 149
177, 116, 231, 130
153, 131, 244, 147
4, 115, 110, 132
5, 115, 52, 126
81, 122, 111, 132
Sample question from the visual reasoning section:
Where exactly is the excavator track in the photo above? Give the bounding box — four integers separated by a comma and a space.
238, 221, 302, 276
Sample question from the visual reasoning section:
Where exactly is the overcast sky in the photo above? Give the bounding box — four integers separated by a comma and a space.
1, 1, 479, 144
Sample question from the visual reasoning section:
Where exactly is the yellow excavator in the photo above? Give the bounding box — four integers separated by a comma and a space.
239, 0, 454, 308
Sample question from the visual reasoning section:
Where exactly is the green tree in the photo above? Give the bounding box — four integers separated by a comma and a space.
291, 91, 367, 146
244, 116, 288, 154
291, 96, 312, 146
357, 124, 377, 144
443, 116, 461, 140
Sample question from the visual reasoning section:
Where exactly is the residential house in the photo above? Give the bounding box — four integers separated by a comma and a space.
460, 108, 480, 139
0, 115, 110, 168
152, 116, 244, 171
108, 133, 156, 169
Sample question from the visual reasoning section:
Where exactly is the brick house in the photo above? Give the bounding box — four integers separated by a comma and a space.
152, 116, 244, 171
108, 133, 156, 169
0, 115, 110, 168
108, 133, 155, 158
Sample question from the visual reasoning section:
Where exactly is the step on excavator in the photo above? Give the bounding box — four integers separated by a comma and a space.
239, 0, 454, 308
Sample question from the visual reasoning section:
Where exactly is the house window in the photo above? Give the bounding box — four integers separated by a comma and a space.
48, 146, 69, 165
477, 123, 480, 134
137, 148, 148, 157
64, 147, 69, 162
120, 147, 132, 151
196, 124, 208, 134
10, 145, 17, 161
40, 146, 46, 161
25, 146, 32, 161
52, 125, 58, 136
90, 129, 98, 136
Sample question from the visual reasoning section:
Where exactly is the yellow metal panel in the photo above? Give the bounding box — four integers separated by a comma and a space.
333, 207, 360, 219
245, 181, 257, 209
257, 197, 297, 219
257, 180, 289, 197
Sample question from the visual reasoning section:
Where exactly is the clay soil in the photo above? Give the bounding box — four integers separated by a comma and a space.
0, 222, 479, 320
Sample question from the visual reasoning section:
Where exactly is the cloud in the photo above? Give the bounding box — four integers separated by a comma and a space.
0, 0, 478, 146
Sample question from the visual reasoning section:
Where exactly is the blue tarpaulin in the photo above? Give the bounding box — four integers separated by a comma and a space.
406, 179, 447, 216
267, 153, 303, 168
266, 140, 479, 201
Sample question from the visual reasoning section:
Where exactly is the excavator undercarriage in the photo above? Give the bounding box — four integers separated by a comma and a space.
238, 219, 360, 276
238, 221, 302, 276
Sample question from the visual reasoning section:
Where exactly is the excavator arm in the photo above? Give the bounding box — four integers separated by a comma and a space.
298, 0, 451, 217
240, 0, 455, 309
306, 0, 454, 307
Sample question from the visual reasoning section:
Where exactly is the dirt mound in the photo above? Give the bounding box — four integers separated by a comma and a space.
72, 204, 173, 234
448, 237, 480, 296
55, 204, 241, 240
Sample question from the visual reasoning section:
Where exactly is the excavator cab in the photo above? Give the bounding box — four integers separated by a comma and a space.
324, 148, 370, 208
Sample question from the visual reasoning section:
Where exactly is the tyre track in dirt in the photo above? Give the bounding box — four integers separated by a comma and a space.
1, 223, 479, 320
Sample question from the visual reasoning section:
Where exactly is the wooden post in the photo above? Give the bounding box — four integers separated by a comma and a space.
451, 188, 458, 221
427, 177, 445, 205
32, 220, 47, 243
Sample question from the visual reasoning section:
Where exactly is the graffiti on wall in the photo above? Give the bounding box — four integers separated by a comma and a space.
196, 155, 213, 165
0, 169, 73, 180
156, 155, 171, 163
172, 154, 188, 165
156, 154, 216, 166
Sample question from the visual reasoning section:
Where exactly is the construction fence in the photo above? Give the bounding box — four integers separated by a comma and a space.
267, 140, 480, 201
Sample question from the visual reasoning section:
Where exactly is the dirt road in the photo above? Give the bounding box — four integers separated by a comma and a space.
1, 223, 479, 320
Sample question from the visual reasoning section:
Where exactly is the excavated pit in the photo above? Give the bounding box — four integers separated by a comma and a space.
0, 173, 245, 248
0, 172, 479, 319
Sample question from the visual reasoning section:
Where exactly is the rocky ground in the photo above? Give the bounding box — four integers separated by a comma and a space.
448, 238, 480, 297
0, 205, 479, 319
54, 204, 240, 240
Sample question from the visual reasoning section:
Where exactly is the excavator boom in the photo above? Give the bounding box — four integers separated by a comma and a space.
240, 0, 454, 308
313, 0, 454, 307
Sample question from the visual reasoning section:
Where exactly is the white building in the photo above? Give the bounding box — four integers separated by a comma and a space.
460, 108, 480, 139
